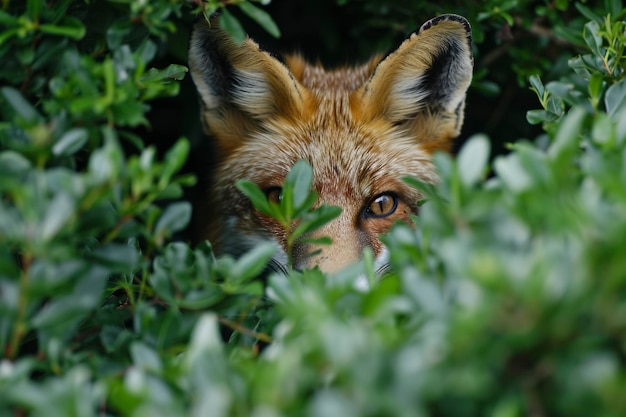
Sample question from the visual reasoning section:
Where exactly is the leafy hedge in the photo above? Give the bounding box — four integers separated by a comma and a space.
1, 0, 626, 416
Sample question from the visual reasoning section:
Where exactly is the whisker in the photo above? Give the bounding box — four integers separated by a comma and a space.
375, 263, 392, 276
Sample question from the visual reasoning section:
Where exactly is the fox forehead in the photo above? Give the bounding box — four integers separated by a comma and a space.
286, 55, 382, 94
217, 96, 434, 202
216, 63, 438, 197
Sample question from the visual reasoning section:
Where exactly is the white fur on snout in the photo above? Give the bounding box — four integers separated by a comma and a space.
354, 246, 389, 291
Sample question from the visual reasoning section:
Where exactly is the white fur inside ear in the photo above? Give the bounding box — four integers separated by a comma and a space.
442, 52, 473, 113
190, 68, 221, 110
389, 73, 429, 120
188, 35, 223, 111
232, 69, 275, 117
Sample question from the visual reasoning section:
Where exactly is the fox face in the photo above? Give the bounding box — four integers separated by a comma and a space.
189, 14, 473, 274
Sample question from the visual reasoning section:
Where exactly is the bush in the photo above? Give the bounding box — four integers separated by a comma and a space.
1, 0, 625, 416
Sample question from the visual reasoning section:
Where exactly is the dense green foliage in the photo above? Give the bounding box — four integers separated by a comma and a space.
1, 0, 626, 416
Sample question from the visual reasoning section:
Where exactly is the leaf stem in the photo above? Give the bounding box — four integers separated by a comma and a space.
7, 251, 33, 360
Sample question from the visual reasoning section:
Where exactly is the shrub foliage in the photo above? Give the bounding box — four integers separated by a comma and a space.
1, 0, 626, 416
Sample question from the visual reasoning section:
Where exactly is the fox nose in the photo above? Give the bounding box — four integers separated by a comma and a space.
301, 244, 360, 273
293, 217, 364, 273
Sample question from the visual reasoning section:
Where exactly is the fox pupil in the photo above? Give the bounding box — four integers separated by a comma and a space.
366, 193, 398, 218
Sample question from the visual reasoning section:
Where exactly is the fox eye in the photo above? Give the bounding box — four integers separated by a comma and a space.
364, 193, 398, 218
265, 187, 282, 204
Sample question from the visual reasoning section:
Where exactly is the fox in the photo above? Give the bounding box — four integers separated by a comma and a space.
188, 13, 473, 274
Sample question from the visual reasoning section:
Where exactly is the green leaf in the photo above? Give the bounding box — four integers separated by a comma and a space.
436, 145, 456, 175
457, 134, 491, 187
141, 65, 188, 83
582, 21, 602, 56
89, 243, 140, 272
218, 8, 246, 43
156, 182, 185, 200
227, 243, 276, 283
52, 128, 88, 156
100, 325, 133, 354
500, 11, 514, 27
529, 74, 545, 99
546, 81, 575, 102
554, 0, 567, 10
106, 19, 132, 49
0, 151, 32, 174
184, 313, 223, 366
526, 109, 553, 125
0, 11, 17, 25
31, 267, 107, 330
300, 236, 333, 246
1, 87, 42, 123
548, 106, 587, 160
591, 113, 615, 146
39, 17, 86, 40
0, 28, 20, 45
154, 202, 192, 237
575, 3, 602, 23
238, 1, 281, 38
285, 159, 314, 212
40, 193, 75, 240
236, 179, 274, 217
473, 80, 500, 97
26, 0, 42, 20
494, 153, 532, 192
88, 129, 124, 183
130, 342, 163, 373
136, 39, 157, 65
291, 205, 342, 241
605, 79, 626, 118
588, 73, 603, 100
162, 138, 190, 179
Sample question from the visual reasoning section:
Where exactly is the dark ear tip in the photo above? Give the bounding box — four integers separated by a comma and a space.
419, 14, 472, 45
190, 11, 231, 50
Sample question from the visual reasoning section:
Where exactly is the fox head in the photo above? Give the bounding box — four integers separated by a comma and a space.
189, 14, 473, 274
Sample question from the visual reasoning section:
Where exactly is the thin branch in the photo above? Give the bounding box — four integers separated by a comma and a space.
218, 316, 273, 343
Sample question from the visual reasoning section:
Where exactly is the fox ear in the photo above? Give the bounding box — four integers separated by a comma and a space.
359, 14, 473, 133
188, 16, 306, 144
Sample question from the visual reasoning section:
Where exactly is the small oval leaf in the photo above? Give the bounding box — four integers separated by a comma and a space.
238, 2, 281, 38
457, 134, 491, 187
219, 8, 245, 43
53, 128, 88, 156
